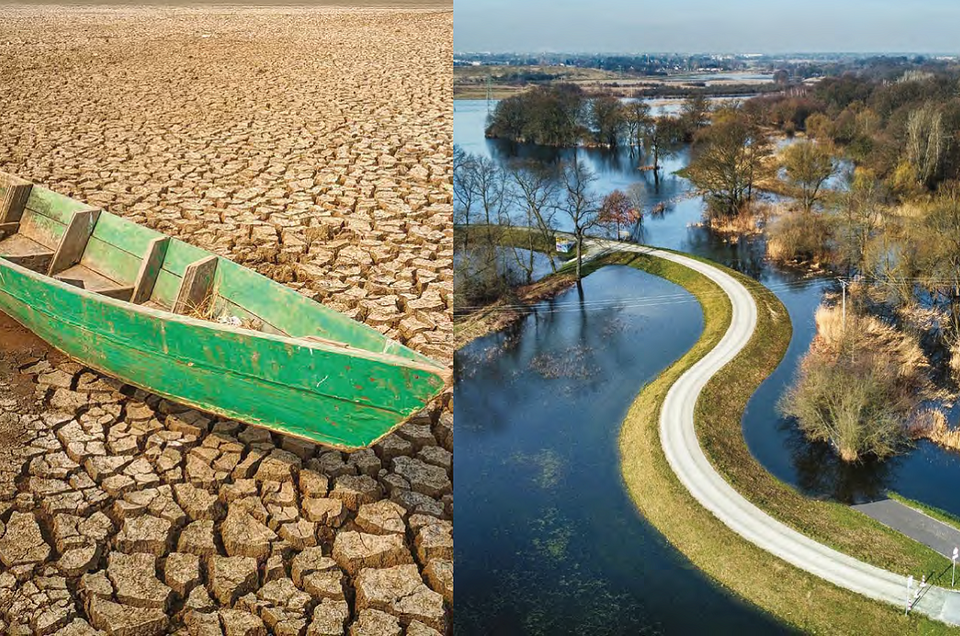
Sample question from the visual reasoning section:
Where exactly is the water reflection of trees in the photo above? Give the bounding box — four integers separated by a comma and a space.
779, 415, 899, 503
681, 229, 768, 281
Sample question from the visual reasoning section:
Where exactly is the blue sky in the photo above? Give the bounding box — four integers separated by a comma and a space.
454, 0, 960, 54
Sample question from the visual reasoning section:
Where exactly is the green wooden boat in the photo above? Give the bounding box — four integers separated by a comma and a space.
0, 171, 449, 450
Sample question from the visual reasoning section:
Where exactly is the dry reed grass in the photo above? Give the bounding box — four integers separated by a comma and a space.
909, 407, 960, 453
812, 305, 929, 378
706, 205, 767, 237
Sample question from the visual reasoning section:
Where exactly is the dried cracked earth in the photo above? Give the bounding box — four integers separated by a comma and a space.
0, 4, 453, 635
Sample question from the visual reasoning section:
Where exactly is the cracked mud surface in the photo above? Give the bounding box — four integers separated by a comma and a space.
0, 4, 452, 635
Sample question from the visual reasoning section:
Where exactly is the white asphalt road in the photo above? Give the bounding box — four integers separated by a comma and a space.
588, 239, 960, 626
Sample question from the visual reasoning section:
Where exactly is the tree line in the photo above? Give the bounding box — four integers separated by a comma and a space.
485, 86, 710, 173
740, 68, 960, 461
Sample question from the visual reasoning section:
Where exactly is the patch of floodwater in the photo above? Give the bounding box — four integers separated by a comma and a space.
457, 98, 960, 518
454, 265, 793, 635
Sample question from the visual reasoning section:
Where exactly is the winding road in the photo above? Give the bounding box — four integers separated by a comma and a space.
584, 238, 960, 626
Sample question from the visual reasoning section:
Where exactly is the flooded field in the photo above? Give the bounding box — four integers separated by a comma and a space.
454, 266, 791, 635
456, 97, 960, 515
453, 94, 960, 632
0, 5, 453, 634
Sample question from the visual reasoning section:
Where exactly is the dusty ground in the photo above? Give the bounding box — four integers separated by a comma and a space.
0, 4, 452, 635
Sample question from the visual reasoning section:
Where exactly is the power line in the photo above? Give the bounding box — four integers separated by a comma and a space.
457, 278, 825, 315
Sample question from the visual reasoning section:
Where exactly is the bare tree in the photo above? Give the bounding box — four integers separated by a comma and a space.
626, 182, 648, 228
624, 99, 651, 155
833, 170, 886, 276
679, 94, 711, 140
641, 116, 682, 187
508, 159, 560, 276
453, 145, 477, 248
590, 95, 626, 148
782, 139, 834, 214
906, 103, 946, 189
558, 159, 601, 285
598, 189, 640, 239
459, 154, 512, 301
922, 183, 960, 334
472, 155, 509, 245
682, 107, 773, 218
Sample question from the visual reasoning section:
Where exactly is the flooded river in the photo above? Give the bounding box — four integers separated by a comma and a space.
455, 95, 960, 632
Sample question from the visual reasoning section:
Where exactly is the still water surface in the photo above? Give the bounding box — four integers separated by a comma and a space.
454, 267, 792, 634
456, 98, 960, 512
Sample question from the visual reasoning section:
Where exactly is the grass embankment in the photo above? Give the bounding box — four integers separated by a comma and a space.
616, 251, 957, 634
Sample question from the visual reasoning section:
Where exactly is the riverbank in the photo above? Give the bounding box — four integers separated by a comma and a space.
454, 226, 580, 349
617, 250, 957, 634
454, 251, 617, 349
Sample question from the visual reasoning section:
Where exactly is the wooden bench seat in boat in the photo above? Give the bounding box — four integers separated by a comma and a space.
0, 233, 55, 272
54, 263, 133, 300
1, 172, 291, 334
0, 174, 161, 302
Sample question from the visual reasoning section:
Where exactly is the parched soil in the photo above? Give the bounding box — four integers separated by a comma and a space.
0, 5, 452, 635
0, 313, 65, 502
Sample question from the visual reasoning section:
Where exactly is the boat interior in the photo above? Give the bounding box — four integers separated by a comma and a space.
0, 172, 434, 365
0, 172, 228, 313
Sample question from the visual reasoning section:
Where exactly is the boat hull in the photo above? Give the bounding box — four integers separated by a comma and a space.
0, 257, 447, 449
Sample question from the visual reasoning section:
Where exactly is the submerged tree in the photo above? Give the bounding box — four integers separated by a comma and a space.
558, 160, 601, 284
598, 189, 640, 239
681, 107, 774, 218
485, 84, 586, 146
624, 99, 651, 154
782, 139, 834, 214
641, 116, 682, 186
590, 95, 626, 148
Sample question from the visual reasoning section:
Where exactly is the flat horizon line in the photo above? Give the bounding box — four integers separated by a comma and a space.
454, 51, 960, 58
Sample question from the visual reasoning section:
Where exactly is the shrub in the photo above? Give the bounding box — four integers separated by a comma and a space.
780, 305, 937, 462
766, 209, 833, 264
453, 244, 519, 311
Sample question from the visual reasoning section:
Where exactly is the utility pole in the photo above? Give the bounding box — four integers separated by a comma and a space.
486, 74, 492, 114
839, 278, 848, 330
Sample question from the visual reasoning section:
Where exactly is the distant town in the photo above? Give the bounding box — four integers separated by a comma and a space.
454, 52, 960, 100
